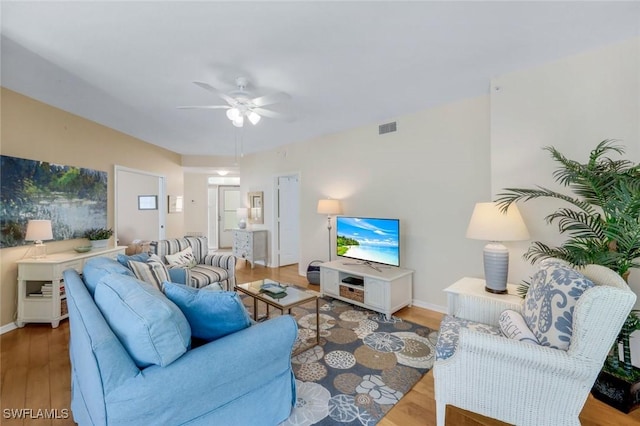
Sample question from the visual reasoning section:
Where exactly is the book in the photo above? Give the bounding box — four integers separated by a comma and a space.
260, 283, 286, 294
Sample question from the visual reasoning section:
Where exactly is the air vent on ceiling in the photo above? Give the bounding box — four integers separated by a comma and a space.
378, 121, 397, 135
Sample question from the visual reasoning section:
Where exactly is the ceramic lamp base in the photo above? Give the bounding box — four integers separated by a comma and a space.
238, 219, 247, 229
483, 242, 509, 294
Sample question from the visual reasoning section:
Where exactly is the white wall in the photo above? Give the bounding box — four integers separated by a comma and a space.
240, 95, 491, 311
491, 37, 640, 297
184, 172, 209, 236
239, 37, 639, 313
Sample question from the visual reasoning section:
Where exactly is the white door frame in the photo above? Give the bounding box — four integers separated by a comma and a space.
272, 172, 301, 268
114, 165, 166, 244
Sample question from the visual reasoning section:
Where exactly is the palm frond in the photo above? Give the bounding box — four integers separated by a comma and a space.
545, 208, 605, 239
495, 186, 594, 214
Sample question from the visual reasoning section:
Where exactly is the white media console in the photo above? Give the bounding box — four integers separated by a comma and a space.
319, 260, 414, 319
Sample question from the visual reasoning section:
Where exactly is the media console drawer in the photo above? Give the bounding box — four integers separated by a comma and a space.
339, 284, 364, 303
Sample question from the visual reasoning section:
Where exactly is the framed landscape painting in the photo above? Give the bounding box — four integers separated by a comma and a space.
0, 155, 108, 248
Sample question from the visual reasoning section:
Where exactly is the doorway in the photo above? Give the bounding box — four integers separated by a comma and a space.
276, 174, 300, 266
114, 166, 165, 245
217, 185, 240, 249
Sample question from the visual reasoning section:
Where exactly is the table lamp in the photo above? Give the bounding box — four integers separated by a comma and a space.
237, 208, 249, 229
317, 198, 342, 261
25, 219, 54, 259
466, 202, 529, 294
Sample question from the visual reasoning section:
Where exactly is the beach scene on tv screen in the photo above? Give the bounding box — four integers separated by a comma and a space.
336, 217, 399, 266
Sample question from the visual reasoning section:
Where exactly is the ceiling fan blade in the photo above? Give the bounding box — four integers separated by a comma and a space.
192, 81, 219, 94
252, 107, 293, 121
192, 81, 236, 105
251, 91, 291, 107
177, 105, 230, 109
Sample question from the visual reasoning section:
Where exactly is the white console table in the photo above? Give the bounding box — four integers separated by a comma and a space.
16, 246, 126, 328
319, 260, 414, 319
232, 229, 268, 269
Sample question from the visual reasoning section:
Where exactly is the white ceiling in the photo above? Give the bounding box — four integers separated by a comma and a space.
2, 1, 639, 157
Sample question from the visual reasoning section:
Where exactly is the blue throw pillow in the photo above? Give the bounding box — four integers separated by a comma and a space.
117, 252, 150, 268
94, 273, 191, 368
83, 257, 134, 296
163, 282, 252, 341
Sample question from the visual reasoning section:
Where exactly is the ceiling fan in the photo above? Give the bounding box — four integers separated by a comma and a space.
178, 77, 291, 127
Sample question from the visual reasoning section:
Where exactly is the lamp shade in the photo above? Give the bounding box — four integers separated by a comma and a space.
317, 199, 342, 215
236, 207, 249, 219
466, 202, 529, 242
25, 220, 53, 242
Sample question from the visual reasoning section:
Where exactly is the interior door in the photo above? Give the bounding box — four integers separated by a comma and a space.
277, 174, 300, 266
218, 186, 240, 249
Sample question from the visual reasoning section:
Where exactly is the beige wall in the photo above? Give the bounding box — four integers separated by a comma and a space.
239, 95, 491, 311
0, 88, 184, 328
183, 172, 210, 236
491, 37, 640, 297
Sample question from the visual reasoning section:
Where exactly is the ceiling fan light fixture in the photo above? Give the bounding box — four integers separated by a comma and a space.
247, 111, 261, 125
226, 107, 240, 121
232, 116, 244, 127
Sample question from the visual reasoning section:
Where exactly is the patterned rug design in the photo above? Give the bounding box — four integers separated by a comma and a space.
243, 296, 438, 426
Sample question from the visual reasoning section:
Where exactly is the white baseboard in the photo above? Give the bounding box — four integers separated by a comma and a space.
1, 322, 18, 335
411, 299, 447, 314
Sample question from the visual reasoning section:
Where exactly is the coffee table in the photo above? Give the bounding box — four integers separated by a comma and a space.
235, 279, 320, 355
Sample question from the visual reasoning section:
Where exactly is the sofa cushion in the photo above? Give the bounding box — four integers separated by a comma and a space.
117, 252, 150, 268
185, 236, 208, 262
499, 309, 539, 345
435, 315, 502, 361
165, 246, 197, 268
163, 282, 252, 341
151, 238, 192, 263
82, 257, 135, 296
188, 265, 229, 288
94, 273, 191, 368
523, 262, 594, 350
128, 256, 170, 291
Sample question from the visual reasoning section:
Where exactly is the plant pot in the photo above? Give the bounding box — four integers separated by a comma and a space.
592, 369, 640, 413
90, 239, 109, 249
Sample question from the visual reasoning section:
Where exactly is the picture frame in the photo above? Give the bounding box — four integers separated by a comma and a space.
138, 195, 158, 210
168, 195, 183, 213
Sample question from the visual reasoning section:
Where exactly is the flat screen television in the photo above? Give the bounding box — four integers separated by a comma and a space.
336, 216, 400, 267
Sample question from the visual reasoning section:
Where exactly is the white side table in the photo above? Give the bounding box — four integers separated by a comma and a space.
443, 277, 523, 325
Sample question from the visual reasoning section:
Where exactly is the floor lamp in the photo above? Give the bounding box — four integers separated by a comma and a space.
317, 199, 342, 261
466, 202, 529, 294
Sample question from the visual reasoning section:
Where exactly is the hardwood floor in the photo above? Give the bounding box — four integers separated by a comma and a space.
2, 261, 640, 425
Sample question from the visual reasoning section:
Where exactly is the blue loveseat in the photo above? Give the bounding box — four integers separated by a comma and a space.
63, 257, 298, 425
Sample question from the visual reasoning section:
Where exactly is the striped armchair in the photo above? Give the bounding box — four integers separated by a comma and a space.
150, 237, 236, 289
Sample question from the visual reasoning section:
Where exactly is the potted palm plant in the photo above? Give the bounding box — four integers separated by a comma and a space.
495, 139, 640, 411
84, 227, 113, 249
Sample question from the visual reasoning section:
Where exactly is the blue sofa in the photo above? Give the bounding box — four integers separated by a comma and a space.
63, 257, 298, 425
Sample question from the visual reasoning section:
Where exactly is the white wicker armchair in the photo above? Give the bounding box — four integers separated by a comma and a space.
434, 264, 636, 426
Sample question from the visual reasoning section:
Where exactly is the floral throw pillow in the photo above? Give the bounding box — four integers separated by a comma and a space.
523, 262, 594, 350
165, 246, 197, 269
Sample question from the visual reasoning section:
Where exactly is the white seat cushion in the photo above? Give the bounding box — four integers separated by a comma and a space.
435, 315, 501, 361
